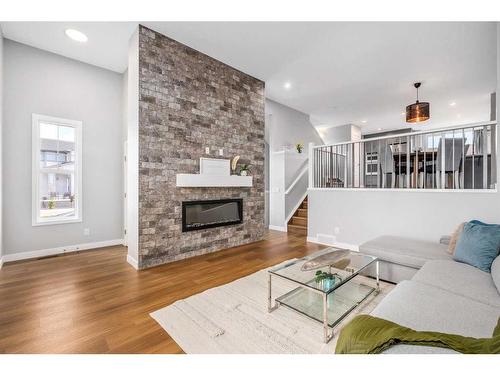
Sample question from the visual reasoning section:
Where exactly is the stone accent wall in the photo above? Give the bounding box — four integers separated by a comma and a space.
138, 26, 265, 269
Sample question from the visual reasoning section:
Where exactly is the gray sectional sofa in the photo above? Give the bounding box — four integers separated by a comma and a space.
360, 235, 452, 283
358, 236, 500, 354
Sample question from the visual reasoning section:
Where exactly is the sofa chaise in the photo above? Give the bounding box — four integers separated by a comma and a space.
356, 234, 500, 354
359, 235, 452, 283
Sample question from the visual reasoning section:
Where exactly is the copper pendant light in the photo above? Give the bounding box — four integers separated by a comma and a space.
406, 82, 430, 123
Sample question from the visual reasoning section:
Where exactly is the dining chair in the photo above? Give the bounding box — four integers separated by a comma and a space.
394, 158, 413, 188
379, 143, 396, 188
420, 138, 467, 189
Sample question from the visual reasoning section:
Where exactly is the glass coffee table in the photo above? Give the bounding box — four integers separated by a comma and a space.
268, 247, 379, 343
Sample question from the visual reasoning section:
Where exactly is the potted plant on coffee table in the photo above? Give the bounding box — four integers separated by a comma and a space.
315, 270, 338, 291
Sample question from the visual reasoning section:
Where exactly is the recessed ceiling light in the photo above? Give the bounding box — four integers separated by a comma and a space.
449, 101, 457, 107
401, 112, 406, 116
65, 29, 88, 43
361, 120, 367, 124
377, 127, 382, 131
283, 82, 292, 90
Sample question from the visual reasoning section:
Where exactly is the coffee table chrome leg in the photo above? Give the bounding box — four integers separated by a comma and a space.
323, 293, 333, 343
268, 273, 279, 312
375, 260, 380, 293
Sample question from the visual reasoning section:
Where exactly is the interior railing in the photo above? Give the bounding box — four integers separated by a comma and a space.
310, 121, 497, 190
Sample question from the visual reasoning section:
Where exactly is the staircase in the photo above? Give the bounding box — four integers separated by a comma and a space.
287, 196, 308, 236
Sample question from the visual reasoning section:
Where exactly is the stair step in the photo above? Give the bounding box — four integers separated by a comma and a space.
296, 208, 308, 217
291, 216, 307, 226
287, 224, 307, 235
301, 201, 308, 209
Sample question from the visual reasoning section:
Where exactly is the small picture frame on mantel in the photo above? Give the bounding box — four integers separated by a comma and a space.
199, 158, 230, 176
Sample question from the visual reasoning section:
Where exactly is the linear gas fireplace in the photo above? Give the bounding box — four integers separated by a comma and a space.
182, 198, 243, 232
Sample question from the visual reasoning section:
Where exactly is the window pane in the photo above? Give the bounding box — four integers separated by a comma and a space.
40, 140, 59, 168
59, 126, 75, 142
39, 172, 76, 219
39, 125, 75, 169
58, 138, 75, 169
40, 123, 58, 140
35, 117, 79, 224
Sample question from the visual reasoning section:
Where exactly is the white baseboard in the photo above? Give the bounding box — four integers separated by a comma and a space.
2, 239, 124, 264
127, 254, 139, 270
307, 235, 358, 251
268, 225, 287, 232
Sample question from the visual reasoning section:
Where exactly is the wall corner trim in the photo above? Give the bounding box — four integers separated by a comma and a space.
126, 254, 139, 270
2, 239, 124, 264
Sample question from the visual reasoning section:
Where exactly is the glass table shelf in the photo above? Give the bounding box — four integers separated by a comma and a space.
276, 282, 375, 328
267, 247, 379, 343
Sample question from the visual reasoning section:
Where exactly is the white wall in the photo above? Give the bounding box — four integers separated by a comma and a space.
0, 27, 3, 266
318, 124, 359, 145
265, 99, 323, 152
269, 151, 285, 229
126, 29, 139, 269
266, 99, 323, 229
307, 24, 500, 247
308, 189, 500, 247
122, 69, 128, 138
3, 40, 124, 256
269, 151, 308, 228
122, 69, 128, 247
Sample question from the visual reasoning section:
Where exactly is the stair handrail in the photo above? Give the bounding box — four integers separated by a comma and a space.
285, 160, 308, 195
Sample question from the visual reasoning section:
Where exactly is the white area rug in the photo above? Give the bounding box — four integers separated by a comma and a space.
151, 262, 394, 354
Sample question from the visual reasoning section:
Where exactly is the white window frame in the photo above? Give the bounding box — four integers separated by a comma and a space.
32, 114, 83, 226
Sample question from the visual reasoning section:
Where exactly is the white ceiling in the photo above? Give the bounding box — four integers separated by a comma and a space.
1, 22, 497, 133
0, 22, 137, 72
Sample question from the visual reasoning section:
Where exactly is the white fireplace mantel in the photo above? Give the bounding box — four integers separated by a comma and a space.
176, 157, 253, 187
176, 174, 253, 187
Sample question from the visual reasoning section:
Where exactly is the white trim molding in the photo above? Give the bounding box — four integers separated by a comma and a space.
127, 254, 139, 270
307, 235, 359, 251
176, 174, 252, 187
284, 162, 308, 195
308, 187, 498, 194
2, 239, 124, 264
268, 225, 287, 232
0, 257, 4, 269
32, 113, 83, 226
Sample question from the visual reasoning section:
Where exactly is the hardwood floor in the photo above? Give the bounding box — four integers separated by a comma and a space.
0, 230, 325, 353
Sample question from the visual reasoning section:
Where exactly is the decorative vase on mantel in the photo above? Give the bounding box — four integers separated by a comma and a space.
240, 170, 248, 176
231, 155, 240, 175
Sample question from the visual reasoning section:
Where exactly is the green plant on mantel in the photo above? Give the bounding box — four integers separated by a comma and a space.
239, 164, 251, 176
